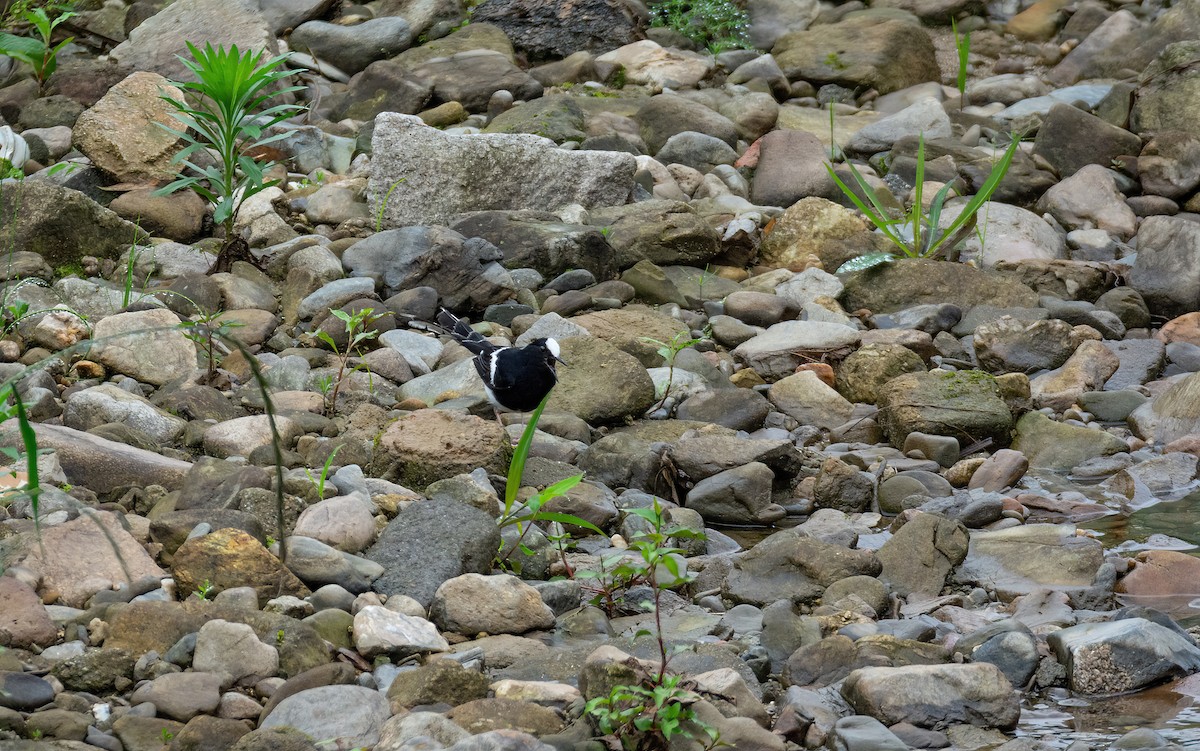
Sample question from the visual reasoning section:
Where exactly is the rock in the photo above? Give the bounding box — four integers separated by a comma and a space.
750, 130, 838, 208
591, 200, 722, 270
954, 620, 1041, 689
972, 314, 1081, 373
51, 648, 136, 693
955, 523, 1104, 601
10, 510, 165, 608
90, 308, 197, 386
1131, 41, 1200, 136
261, 685, 390, 749
875, 370, 1013, 449
1048, 618, 1200, 694
353, 605, 448, 658
72, 71, 185, 182
430, 574, 556, 636
1010, 411, 1128, 470
203, 415, 302, 460
724, 529, 881, 606
669, 435, 802, 483
1115, 550, 1200, 617
772, 17, 940, 95
1130, 215, 1200, 318
292, 495, 377, 553
172, 528, 310, 605
1032, 103, 1143, 178
447, 697, 565, 737
451, 210, 615, 281
0, 671, 55, 711
950, 202, 1066, 269
472, 0, 639, 59
0, 180, 150, 269
386, 659, 490, 709
656, 131, 738, 173
1035, 164, 1137, 240
846, 97, 952, 154
1138, 131, 1200, 199
733, 321, 860, 381
545, 336, 655, 424
371, 409, 510, 488
841, 258, 1039, 314
366, 498, 501, 607
968, 449, 1029, 491
369, 113, 635, 227
1030, 340, 1121, 412
835, 343, 926, 405
829, 716, 910, 751
635, 95, 738, 154
289, 17, 413, 75
325, 59, 433, 121
128, 671, 222, 721
759, 197, 883, 272
767, 370, 855, 429
746, 0, 820, 49
685, 462, 786, 525
112, 0, 276, 81
0, 578, 56, 649
878, 512, 970, 598
411, 49, 542, 112
59, 386, 180, 447
596, 41, 714, 90
841, 663, 1020, 729
193, 619, 279, 684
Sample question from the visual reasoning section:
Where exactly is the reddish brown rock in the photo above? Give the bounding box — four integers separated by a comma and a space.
0, 577, 58, 648
171, 528, 309, 606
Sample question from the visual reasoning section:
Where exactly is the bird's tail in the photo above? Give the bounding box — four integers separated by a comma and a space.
436, 308, 494, 355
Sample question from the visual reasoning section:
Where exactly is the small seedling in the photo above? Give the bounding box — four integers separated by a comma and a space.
315, 307, 381, 416
180, 312, 241, 385
195, 579, 215, 600
953, 19, 971, 109
0, 6, 77, 93
305, 445, 341, 498
640, 328, 709, 413
373, 177, 406, 233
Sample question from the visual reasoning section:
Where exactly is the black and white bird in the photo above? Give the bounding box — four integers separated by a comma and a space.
437, 309, 566, 414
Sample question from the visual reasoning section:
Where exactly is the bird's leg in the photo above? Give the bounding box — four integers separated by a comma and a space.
495, 408, 519, 445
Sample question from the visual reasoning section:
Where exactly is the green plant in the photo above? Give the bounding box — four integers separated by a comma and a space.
0, 386, 41, 538
586, 673, 720, 751
828, 131, 1023, 273
953, 19, 970, 109
373, 177, 406, 233
305, 444, 340, 498
156, 42, 306, 273
276, 628, 285, 645
1, 278, 90, 341
0, 5, 77, 93
581, 499, 716, 751
195, 579, 215, 600
315, 307, 382, 416
648, 0, 750, 54
640, 329, 708, 413
179, 311, 241, 385
495, 393, 600, 572
160, 728, 175, 743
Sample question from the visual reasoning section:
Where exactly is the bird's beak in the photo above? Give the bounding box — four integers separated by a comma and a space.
554, 355, 568, 366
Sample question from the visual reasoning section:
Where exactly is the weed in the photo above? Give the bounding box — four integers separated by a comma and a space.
640, 329, 709, 413
179, 311, 241, 385
373, 177, 406, 233
648, 0, 749, 54
314, 307, 381, 416
824, 51, 846, 71
160, 728, 174, 743
0, 5, 77, 93
495, 393, 598, 572
953, 19, 970, 109
305, 444, 340, 498
0, 386, 41, 538
195, 579, 215, 600
581, 498, 717, 751
828, 131, 1023, 273
156, 42, 307, 273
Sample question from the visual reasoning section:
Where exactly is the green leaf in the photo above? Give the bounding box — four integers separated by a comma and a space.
526, 510, 603, 536
836, 252, 895, 274
504, 392, 552, 511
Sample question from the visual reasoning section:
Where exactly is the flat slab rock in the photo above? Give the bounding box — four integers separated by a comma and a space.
841, 662, 1021, 730
1047, 618, 1200, 694
369, 112, 636, 226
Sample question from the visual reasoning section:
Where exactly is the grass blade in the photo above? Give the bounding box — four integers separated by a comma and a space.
505, 392, 551, 511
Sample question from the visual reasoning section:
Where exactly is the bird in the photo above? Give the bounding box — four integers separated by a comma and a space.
436, 309, 566, 416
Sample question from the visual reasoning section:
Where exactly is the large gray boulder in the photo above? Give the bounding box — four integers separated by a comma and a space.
0, 181, 150, 268
1130, 215, 1200, 318
369, 113, 635, 227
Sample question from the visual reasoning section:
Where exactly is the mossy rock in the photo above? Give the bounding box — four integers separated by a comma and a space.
876, 370, 1014, 449
840, 258, 1039, 314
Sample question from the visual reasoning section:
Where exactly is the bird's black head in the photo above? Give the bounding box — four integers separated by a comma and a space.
529, 337, 566, 368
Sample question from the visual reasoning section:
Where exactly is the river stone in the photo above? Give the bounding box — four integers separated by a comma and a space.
292, 495, 377, 553
1010, 411, 1128, 470
545, 336, 655, 424
72, 71, 185, 183
353, 605, 448, 658
0, 671, 55, 711
768, 370, 855, 429
289, 17, 413, 75
261, 685, 390, 749
724, 529, 882, 606
430, 574, 555, 636
835, 343, 926, 405
955, 523, 1104, 601
91, 308, 197, 386
0, 578, 56, 650
1130, 215, 1200, 318
112, 0, 276, 81
9, 510, 166, 608
759, 197, 885, 272
1030, 339, 1121, 412
1047, 618, 1200, 694
371, 409, 509, 488
473, 0, 640, 59
974, 317, 1080, 374
387, 658, 491, 709
1115, 550, 1200, 616
772, 17, 940, 95
812, 457, 876, 513
171, 528, 310, 605
841, 258, 1039, 314
954, 620, 1040, 689
668, 435, 803, 483
128, 671, 222, 721
733, 321, 860, 381
370, 112, 635, 227
592, 201, 722, 270
1036, 164, 1137, 240
1131, 41, 1200, 137
685, 462, 786, 525
841, 663, 1020, 729
878, 512, 969, 598
846, 97, 952, 154
365, 498, 500, 607
1032, 103, 1143, 178
2, 180, 151, 269
875, 370, 1013, 449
